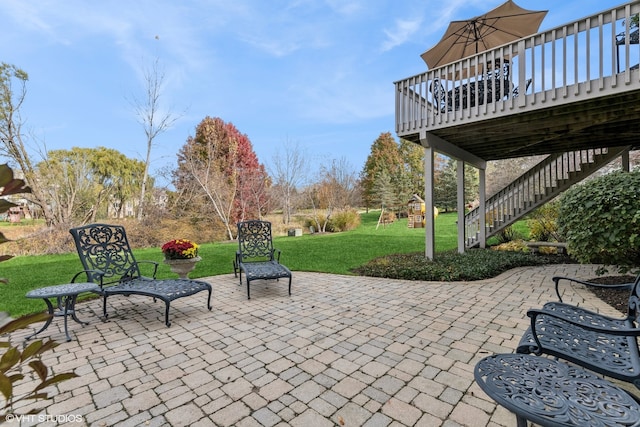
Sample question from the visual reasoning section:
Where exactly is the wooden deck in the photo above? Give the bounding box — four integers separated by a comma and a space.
395, 1, 640, 258
395, 1, 640, 164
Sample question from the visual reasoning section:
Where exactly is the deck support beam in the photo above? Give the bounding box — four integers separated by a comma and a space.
424, 146, 435, 260
421, 132, 487, 258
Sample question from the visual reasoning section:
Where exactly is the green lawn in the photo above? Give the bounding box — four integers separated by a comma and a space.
276, 211, 459, 274
0, 211, 508, 317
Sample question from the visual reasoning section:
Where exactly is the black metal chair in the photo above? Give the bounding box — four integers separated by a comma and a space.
429, 78, 448, 113
69, 223, 212, 327
517, 274, 640, 389
233, 220, 292, 299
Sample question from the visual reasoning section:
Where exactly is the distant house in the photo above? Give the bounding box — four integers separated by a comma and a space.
107, 188, 170, 218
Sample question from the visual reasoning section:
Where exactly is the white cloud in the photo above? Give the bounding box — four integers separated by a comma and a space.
0, 1, 51, 31
381, 18, 422, 52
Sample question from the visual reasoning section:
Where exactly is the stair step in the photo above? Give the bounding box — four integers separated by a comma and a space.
465, 147, 630, 249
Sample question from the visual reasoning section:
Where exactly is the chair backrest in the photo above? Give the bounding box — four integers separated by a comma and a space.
69, 223, 141, 284
429, 78, 447, 112
627, 274, 640, 322
237, 220, 275, 262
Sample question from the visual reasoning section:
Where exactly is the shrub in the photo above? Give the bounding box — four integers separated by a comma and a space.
305, 210, 362, 233
0, 225, 75, 256
302, 217, 316, 231
352, 249, 567, 281
528, 201, 561, 242
494, 225, 521, 244
126, 217, 224, 246
309, 213, 329, 232
328, 208, 361, 232
491, 239, 528, 252
0, 217, 226, 257
558, 169, 640, 273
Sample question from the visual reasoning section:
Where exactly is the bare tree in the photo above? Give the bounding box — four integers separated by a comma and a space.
305, 157, 359, 233
130, 58, 180, 220
318, 157, 359, 210
237, 170, 270, 221
0, 63, 56, 225
268, 140, 307, 224
178, 128, 238, 240
304, 183, 325, 232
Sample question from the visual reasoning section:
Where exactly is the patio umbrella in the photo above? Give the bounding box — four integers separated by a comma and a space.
421, 0, 547, 70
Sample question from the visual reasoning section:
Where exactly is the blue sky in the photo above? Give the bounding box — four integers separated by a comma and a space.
0, 0, 625, 186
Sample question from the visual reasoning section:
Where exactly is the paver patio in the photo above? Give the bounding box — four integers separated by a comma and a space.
7, 264, 624, 426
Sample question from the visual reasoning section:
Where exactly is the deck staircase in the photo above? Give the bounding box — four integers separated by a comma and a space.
464, 146, 631, 249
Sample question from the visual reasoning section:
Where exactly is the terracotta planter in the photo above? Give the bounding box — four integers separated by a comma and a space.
164, 256, 201, 279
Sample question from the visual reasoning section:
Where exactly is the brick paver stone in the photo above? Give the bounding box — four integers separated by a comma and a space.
9, 267, 609, 427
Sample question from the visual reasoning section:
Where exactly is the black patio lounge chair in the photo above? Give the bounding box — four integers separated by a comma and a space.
517, 273, 640, 389
69, 223, 212, 327
233, 220, 292, 299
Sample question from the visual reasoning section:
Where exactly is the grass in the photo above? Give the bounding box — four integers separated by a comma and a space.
0, 211, 560, 317
275, 211, 459, 274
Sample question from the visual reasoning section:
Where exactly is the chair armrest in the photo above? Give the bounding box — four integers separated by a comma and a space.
71, 269, 105, 286
552, 275, 633, 302
527, 307, 640, 337
135, 260, 159, 279
273, 248, 282, 262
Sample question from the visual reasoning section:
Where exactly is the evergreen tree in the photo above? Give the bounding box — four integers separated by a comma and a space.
434, 157, 457, 211
360, 132, 404, 211
398, 139, 425, 198
434, 157, 479, 211
372, 169, 396, 208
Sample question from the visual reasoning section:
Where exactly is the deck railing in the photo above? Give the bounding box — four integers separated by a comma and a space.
395, 1, 640, 136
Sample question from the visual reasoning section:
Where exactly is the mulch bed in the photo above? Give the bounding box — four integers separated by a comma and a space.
586, 275, 636, 314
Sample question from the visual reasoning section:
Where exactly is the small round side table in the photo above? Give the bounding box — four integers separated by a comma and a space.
475, 353, 640, 427
25, 282, 100, 342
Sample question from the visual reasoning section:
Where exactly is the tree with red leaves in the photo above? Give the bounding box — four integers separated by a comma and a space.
175, 117, 269, 239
